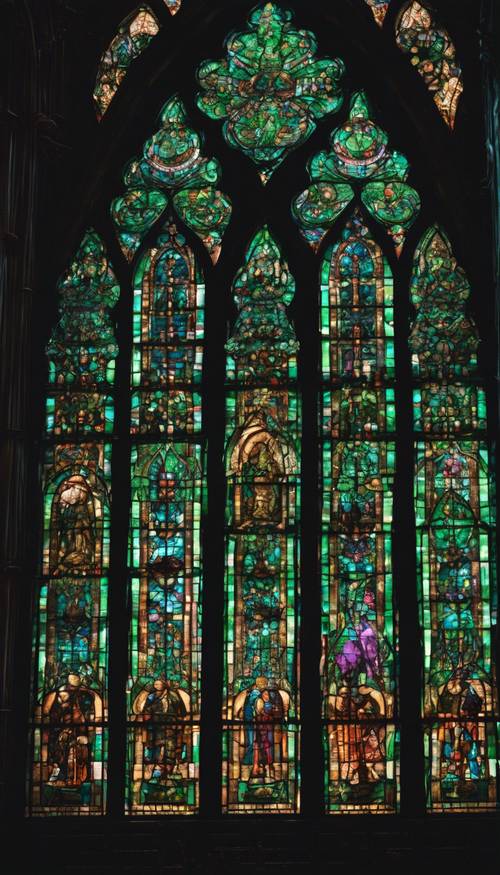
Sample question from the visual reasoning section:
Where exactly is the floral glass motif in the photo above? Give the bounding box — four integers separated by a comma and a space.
396, 2, 463, 129
365, 0, 391, 27
46, 231, 120, 438
111, 95, 231, 265
223, 228, 300, 812
130, 223, 203, 436
164, 0, 182, 14
293, 91, 420, 256
320, 213, 399, 813
93, 6, 159, 120
411, 227, 498, 812
127, 225, 204, 813
197, 2, 345, 184
29, 232, 118, 815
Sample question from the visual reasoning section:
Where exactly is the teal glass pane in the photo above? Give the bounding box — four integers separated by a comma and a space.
223, 227, 301, 813
292, 94, 420, 254
127, 223, 204, 814
412, 227, 498, 812
320, 215, 399, 813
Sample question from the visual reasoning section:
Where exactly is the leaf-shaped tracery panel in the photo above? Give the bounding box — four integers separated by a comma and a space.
396, 1, 463, 129
93, 6, 160, 120
111, 95, 232, 265
292, 91, 420, 255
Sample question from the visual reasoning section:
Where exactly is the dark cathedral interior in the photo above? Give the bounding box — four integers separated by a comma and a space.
1, 0, 500, 872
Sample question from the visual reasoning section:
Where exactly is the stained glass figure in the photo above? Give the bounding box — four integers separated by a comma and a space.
93, 7, 159, 120
197, 3, 345, 183
164, 0, 181, 14
365, 0, 392, 27
396, 2, 463, 129
293, 92, 420, 256
223, 228, 300, 812
127, 225, 204, 813
111, 95, 231, 264
320, 213, 399, 813
411, 227, 498, 811
29, 232, 118, 815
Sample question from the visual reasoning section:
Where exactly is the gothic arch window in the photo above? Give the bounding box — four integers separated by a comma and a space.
21, 0, 499, 825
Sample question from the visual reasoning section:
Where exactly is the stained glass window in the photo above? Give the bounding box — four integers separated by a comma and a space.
27, 1, 498, 824
365, 0, 392, 27
93, 7, 160, 120
28, 231, 118, 815
396, 2, 463, 129
293, 92, 420, 256
127, 224, 204, 813
411, 227, 499, 811
111, 95, 231, 265
222, 228, 300, 812
318, 213, 399, 813
197, 2, 345, 183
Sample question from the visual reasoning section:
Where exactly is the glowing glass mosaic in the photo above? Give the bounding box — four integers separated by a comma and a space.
197, 2, 345, 183
223, 228, 300, 812
29, 232, 117, 815
411, 227, 498, 811
111, 95, 232, 264
320, 214, 399, 813
293, 92, 420, 255
396, 2, 463, 129
127, 225, 204, 813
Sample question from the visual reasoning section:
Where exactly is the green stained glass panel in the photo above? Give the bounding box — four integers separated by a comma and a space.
293, 93, 420, 254
112, 97, 232, 262
412, 227, 498, 812
223, 228, 300, 813
197, 3, 345, 183
127, 224, 204, 814
320, 215, 399, 813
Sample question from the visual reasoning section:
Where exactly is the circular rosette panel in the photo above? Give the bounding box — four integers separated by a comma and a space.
332, 117, 389, 179
362, 182, 420, 253
111, 188, 168, 260
173, 187, 232, 264
292, 182, 354, 251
